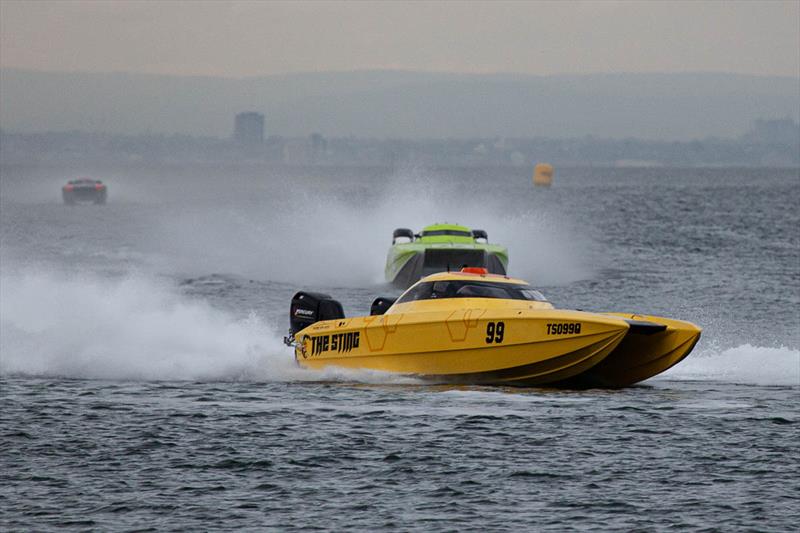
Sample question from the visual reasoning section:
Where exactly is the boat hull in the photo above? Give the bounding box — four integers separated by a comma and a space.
432, 333, 626, 386
386, 245, 508, 288
557, 313, 702, 388
289, 271, 701, 388
294, 308, 630, 385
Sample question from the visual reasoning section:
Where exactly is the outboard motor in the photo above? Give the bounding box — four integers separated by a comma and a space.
370, 296, 397, 316
288, 291, 345, 338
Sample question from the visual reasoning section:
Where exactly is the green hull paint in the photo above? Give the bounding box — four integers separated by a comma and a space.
385, 224, 509, 288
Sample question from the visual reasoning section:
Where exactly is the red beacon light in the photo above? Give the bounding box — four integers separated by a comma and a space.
460, 267, 488, 275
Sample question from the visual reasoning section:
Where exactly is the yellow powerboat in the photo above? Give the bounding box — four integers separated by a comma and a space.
283, 268, 701, 388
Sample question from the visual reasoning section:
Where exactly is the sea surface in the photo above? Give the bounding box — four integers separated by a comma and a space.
1, 164, 799, 531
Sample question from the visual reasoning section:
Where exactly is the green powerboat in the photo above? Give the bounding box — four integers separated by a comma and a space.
385, 223, 509, 288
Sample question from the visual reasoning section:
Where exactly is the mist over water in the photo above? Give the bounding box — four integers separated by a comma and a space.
136, 166, 593, 287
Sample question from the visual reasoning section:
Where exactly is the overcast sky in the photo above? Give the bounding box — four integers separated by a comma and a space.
1, 0, 798, 78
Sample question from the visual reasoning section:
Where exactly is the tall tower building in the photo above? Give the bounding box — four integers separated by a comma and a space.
233, 112, 265, 145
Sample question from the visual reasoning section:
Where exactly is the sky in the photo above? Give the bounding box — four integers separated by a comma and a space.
1, 0, 798, 78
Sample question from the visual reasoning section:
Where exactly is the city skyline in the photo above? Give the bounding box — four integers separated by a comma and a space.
2, 69, 797, 140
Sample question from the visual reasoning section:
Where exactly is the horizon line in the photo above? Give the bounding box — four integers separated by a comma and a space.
2, 65, 798, 82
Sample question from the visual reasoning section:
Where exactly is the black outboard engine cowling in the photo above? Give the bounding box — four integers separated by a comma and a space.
289, 291, 345, 336
370, 296, 397, 316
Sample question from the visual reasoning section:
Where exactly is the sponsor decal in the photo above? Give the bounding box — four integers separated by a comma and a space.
310, 331, 360, 356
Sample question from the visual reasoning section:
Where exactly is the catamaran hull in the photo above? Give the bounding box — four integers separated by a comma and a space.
293, 310, 700, 388
294, 309, 635, 386
555, 313, 702, 388
429, 334, 626, 386
389, 249, 507, 288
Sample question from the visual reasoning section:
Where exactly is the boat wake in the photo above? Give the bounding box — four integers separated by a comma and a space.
0, 269, 286, 381
0, 268, 422, 384
143, 169, 592, 287
2, 268, 796, 387
658, 343, 799, 386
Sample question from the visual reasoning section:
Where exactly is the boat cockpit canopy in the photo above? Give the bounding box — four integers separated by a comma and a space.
397, 280, 548, 304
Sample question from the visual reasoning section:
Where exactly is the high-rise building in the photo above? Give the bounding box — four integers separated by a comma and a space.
233, 112, 265, 145
743, 118, 800, 145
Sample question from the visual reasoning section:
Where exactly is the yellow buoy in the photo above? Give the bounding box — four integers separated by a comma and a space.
533, 163, 554, 187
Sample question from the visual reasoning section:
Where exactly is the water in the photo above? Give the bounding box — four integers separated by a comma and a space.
2, 164, 799, 530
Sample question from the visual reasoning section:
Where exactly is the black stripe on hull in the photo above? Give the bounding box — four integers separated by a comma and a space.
553, 330, 701, 389
391, 252, 425, 289
421, 335, 624, 387
390, 251, 507, 289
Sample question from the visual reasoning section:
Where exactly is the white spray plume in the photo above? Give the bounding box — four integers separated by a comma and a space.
659, 343, 799, 387
0, 268, 425, 384
145, 167, 593, 287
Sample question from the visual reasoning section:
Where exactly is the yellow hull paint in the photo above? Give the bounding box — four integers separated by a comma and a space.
575, 313, 702, 387
295, 305, 631, 385
289, 272, 701, 388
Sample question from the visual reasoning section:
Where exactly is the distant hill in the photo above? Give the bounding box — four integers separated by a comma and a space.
1, 68, 798, 140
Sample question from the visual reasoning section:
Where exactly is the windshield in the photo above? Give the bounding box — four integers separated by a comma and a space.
421, 229, 473, 238
397, 280, 548, 304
